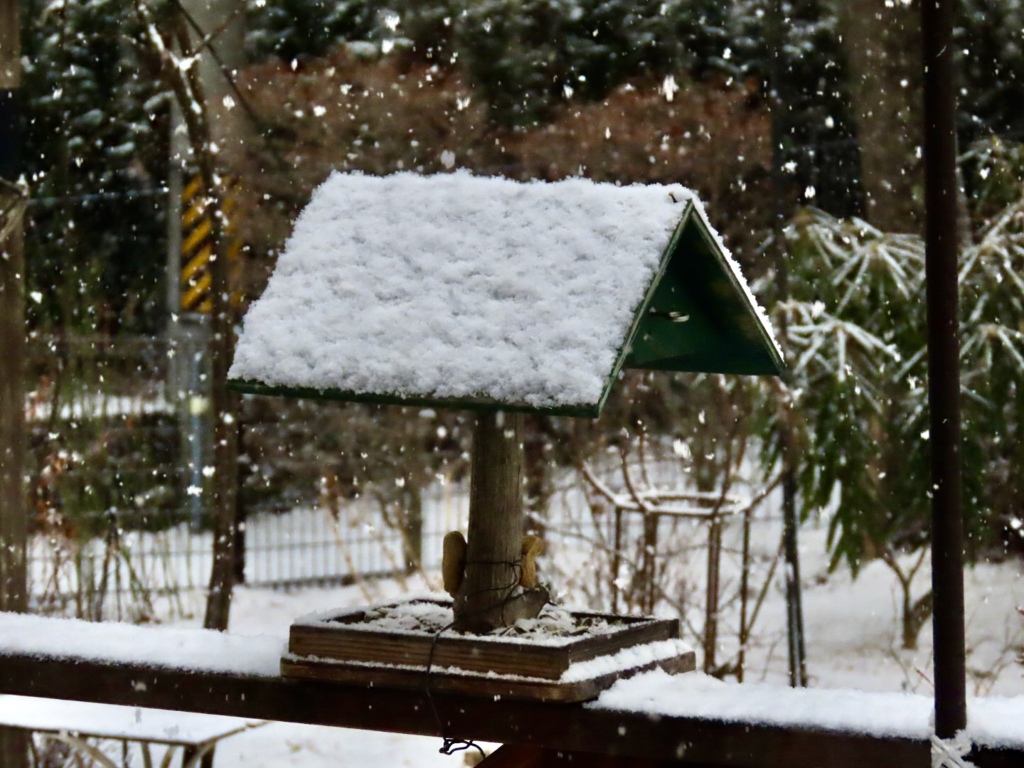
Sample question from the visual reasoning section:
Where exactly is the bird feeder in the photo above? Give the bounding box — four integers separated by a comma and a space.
229, 171, 782, 699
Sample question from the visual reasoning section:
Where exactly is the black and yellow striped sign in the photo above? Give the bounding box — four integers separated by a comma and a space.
180, 175, 244, 314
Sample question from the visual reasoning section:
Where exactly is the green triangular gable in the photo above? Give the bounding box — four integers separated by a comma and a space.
620, 205, 785, 380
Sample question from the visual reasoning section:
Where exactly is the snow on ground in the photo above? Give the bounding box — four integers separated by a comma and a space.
197, 719, 471, 768
741, 523, 1024, 697
213, 722, 487, 768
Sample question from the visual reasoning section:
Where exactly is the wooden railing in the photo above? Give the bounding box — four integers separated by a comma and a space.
0, 614, 1020, 768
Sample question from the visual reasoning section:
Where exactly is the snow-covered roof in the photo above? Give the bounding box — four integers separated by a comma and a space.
230, 172, 782, 416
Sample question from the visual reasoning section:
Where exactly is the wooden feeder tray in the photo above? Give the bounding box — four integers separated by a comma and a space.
281, 598, 695, 702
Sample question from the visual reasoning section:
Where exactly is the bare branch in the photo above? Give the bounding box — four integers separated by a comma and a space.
167, 0, 265, 131
171, 0, 245, 56
619, 445, 655, 515
579, 461, 625, 507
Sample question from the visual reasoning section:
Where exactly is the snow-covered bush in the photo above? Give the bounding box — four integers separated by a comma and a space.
761, 146, 1024, 646
958, 141, 1024, 558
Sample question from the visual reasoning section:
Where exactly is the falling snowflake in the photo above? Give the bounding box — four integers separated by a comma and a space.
662, 75, 679, 103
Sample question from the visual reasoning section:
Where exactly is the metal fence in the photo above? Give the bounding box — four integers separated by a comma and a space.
27, 495, 462, 620
23, 334, 464, 619
242, 496, 461, 589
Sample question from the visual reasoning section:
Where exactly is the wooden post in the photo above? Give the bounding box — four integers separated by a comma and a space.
454, 411, 545, 633
0, 2, 30, 765
403, 484, 423, 573
737, 505, 753, 682
611, 507, 623, 613
641, 512, 657, 614
703, 517, 722, 675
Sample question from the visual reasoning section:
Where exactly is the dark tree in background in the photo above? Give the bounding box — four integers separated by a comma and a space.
955, 0, 1024, 143
20, 0, 168, 334
837, 0, 923, 232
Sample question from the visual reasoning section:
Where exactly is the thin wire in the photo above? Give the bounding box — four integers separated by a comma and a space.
423, 556, 541, 758
27, 188, 169, 207
439, 739, 486, 759
424, 621, 487, 759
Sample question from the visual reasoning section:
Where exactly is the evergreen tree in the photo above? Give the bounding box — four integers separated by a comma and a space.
21, 0, 168, 333
730, 0, 861, 217
956, 0, 1024, 143
245, 0, 384, 62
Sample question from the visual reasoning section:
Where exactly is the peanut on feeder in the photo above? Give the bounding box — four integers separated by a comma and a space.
442, 530, 546, 597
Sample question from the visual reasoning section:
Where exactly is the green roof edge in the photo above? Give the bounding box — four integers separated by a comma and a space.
229, 379, 600, 418
612, 204, 785, 382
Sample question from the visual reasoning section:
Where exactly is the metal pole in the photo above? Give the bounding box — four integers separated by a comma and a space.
166, 102, 185, 327
769, 0, 807, 689
781, 466, 807, 687
921, 0, 967, 740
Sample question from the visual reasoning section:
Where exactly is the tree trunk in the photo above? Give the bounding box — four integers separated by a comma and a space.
0, 178, 26, 620
838, 0, 924, 232
523, 415, 552, 538
163, 10, 241, 633
703, 518, 722, 675
134, 3, 245, 632
769, 0, 808, 688
202, 154, 239, 632
454, 412, 544, 633
903, 589, 933, 651
204, 255, 239, 631
403, 484, 423, 574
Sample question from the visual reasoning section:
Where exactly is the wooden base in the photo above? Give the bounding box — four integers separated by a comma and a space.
281, 598, 696, 702
281, 650, 693, 702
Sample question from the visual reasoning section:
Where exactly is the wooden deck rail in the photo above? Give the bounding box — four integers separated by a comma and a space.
0, 647, 1021, 768
0, 655, 898, 767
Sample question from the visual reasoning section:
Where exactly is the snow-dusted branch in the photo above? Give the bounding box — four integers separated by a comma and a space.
0, 178, 27, 245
